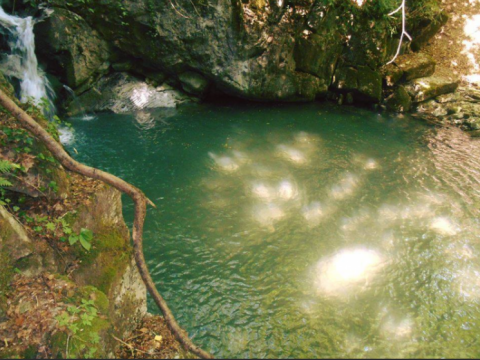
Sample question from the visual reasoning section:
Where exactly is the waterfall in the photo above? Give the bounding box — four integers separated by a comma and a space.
0, 6, 55, 114
63, 84, 95, 121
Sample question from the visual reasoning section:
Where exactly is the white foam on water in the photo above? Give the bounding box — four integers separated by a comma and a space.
58, 127, 74, 145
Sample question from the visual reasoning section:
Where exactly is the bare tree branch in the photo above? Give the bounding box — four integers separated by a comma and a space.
387, 0, 412, 65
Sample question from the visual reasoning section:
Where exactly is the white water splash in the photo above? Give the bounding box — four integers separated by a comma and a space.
0, 6, 54, 111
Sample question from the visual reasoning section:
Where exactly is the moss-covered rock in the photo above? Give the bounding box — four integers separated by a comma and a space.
294, 14, 342, 83
410, 10, 449, 51
68, 184, 147, 338
405, 74, 459, 103
386, 86, 412, 112
332, 66, 382, 104
394, 52, 436, 81
34, 7, 112, 91
357, 66, 382, 103
382, 63, 404, 87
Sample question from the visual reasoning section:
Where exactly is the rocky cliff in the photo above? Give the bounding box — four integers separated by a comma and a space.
25, 0, 448, 112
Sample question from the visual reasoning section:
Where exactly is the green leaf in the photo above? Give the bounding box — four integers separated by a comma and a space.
0, 177, 12, 187
80, 228, 93, 242
79, 237, 92, 251
46, 222, 56, 231
67, 306, 80, 314
68, 234, 79, 245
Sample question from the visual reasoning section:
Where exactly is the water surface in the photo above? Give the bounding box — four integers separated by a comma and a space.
66, 102, 480, 358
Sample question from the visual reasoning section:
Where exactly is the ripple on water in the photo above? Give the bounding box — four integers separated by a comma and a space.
65, 104, 480, 358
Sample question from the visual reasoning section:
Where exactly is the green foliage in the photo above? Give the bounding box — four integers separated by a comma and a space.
23, 213, 94, 252
0, 160, 20, 205
55, 298, 101, 359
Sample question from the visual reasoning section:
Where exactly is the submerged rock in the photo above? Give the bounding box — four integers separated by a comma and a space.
67, 73, 192, 115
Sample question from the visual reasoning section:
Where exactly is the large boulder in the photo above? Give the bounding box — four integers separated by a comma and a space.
332, 66, 382, 103
68, 184, 147, 337
32, 0, 447, 103
394, 52, 436, 81
35, 8, 112, 91
67, 73, 192, 116
405, 74, 459, 103
0, 205, 33, 265
410, 10, 449, 51
386, 86, 412, 112
294, 33, 341, 85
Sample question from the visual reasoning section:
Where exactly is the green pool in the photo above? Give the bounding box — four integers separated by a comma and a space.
65, 101, 480, 358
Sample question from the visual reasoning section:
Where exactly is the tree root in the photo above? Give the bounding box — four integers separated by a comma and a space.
0, 88, 214, 359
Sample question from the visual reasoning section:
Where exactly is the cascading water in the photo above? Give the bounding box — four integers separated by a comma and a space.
0, 6, 55, 115
63, 85, 96, 121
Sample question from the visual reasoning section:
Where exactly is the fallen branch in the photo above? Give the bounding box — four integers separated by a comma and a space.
0, 88, 214, 359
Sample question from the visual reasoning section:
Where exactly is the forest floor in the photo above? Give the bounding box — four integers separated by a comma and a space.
423, 0, 480, 84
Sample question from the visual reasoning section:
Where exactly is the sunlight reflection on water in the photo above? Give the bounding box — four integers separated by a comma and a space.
67, 103, 480, 358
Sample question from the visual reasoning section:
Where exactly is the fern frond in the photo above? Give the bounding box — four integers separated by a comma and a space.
0, 160, 19, 174
0, 177, 12, 187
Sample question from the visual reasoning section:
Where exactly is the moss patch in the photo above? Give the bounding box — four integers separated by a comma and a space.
74, 229, 131, 295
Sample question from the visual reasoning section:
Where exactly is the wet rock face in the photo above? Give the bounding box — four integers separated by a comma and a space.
67, 73, 192, 116
32, 0, 449, 108
34, 8, 111, 91
332, 65, 382, 104
179, 71, 210, 97
386, 86, 412, 112
40, 0, 343, 102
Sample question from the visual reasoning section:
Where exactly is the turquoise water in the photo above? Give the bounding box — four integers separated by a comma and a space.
65, 102, 480, 358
